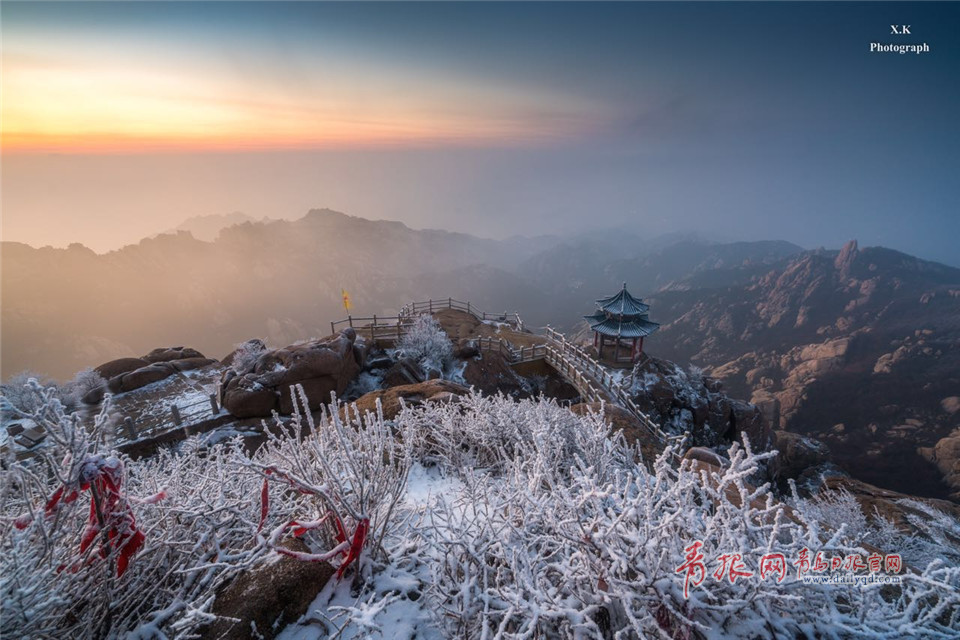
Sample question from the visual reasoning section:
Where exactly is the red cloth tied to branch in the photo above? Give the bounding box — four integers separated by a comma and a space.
76, 457, 146, 577
16, 455, 155, 578
258, 471, 369, 579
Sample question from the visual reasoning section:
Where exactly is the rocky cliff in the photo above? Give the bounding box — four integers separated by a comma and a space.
650, 241, 960, 499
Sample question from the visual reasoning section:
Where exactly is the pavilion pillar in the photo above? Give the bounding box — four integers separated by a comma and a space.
594, 332, 598, 348
614, 338, 620, 362
639, 336, 644, 355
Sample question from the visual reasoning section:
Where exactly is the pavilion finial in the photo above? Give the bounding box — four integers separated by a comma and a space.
622, 281, 627, 290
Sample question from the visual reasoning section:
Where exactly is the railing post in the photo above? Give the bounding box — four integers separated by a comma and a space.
348, 315, 354, 328
330, 321, 335, 335
467, 301, 471, 315
429, 299, 433, 313
448, 297, 452, 309
124, 416, 137, 440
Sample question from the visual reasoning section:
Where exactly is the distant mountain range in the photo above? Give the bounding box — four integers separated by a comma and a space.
4, 209, 959, 498
161, 212, 272, 242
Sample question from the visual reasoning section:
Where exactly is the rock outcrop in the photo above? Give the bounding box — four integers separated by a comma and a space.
919, 428, 960, 500
204, 539, 335, 639
349, 379, 469, 421
651, 241, 960, 500
627, 357, 772, 450
220, 329, 366, 418
94, 357, 149, 380
83, 348, 217, 403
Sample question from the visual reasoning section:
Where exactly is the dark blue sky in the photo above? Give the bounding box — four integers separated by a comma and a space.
3, 2, 958, 264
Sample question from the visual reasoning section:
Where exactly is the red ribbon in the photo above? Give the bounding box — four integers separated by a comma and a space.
15, 456, 157, 578
258, 471, 369, 579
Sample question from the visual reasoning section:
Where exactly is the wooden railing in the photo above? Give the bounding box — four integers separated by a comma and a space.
399, 297, 524, 331
330, 298, 525, 340
541, 327, 682, 451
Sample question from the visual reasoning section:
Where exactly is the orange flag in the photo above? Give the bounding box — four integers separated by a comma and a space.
341, 288, 352, 312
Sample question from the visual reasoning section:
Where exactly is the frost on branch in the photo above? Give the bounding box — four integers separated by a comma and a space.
243, 386, 412, 579
392, 393, 960, 639
3, 381, 959, 638
395, 314, 456, 380
0, 381, 411, 638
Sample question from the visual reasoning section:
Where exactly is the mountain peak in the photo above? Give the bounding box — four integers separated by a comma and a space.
834, 239, 859, 275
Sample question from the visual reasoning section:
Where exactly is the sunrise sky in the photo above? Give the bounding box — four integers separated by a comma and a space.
2, 1, 959, 264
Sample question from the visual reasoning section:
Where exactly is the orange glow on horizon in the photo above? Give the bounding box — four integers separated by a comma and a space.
2, 53, 596, 154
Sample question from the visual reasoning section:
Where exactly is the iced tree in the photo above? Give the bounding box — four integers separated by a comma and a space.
1, 369, 106, 416
395, 314, 455, 380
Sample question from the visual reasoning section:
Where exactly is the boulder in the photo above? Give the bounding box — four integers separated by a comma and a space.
381, 360, 421, 388
772, 430, 830, 481
222, 375, 279, 418
462, 352, 524, 397
456, 343, 480, 360
204, 539, 335, 640
94, 357, 148, 380
81, 385, 107, 405
364, 354, 395, 371
279, 377, 338, 414
922, 429, 960, 500
142, 346, 205, 364
118, 362, 178, 392
727, 399, 772, 450
220, 330, 363, 418
350, 380, 469, 421
942, 396, 960, 415
629, 356, 771, 450
171, 357, 219, 372
683, 447, 729, 468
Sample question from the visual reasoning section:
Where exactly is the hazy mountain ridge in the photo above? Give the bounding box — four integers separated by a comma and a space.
1, 210, 555, 380
647, 241, 960, 499
162, 212, 267, 242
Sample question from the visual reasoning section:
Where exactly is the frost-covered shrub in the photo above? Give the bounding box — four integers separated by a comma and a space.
229, 339, 268, 374
388, 394, 960, 639
242, 387, 411, 575
1, 368, 106, 416
4, 384, 960, 639
401, 392, 613, 477
793, 486, 870, 542
395, 314, 455, 380
793, 487, 960, 571
0, 382, 283, 638
1, 371, 58, 418
59, 368, 107, 410
0, 383, 410, 638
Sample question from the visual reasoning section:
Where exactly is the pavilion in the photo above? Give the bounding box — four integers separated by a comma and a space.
584, 283, 660, 363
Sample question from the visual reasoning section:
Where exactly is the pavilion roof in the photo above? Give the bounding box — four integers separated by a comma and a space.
596, 284, 650, 316
584, 311, 660, 338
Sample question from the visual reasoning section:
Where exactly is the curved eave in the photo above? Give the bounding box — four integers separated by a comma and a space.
595, 288, 650, 315
587, 317, 660, 338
